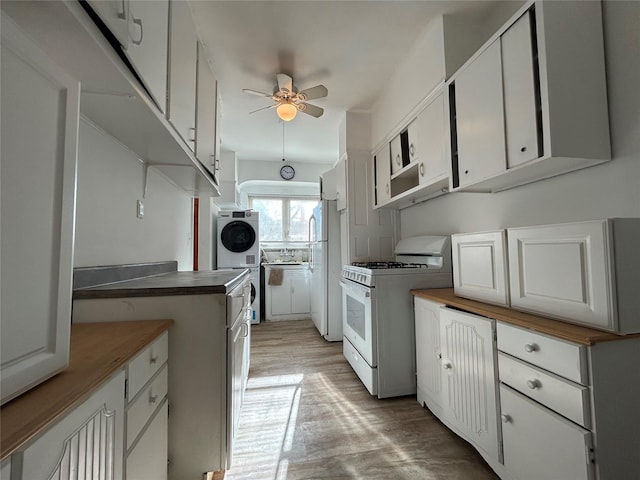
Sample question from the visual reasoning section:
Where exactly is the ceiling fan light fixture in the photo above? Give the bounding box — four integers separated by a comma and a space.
277, 102, 297, 121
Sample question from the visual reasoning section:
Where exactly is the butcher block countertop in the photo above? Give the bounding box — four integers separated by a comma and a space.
0, 319, 173, 460
411, 288, 637, 346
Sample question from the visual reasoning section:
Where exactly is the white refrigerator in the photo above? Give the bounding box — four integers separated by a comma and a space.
309, 199, 342, 341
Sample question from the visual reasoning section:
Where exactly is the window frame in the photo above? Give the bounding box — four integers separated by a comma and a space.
249, 195, 319, 244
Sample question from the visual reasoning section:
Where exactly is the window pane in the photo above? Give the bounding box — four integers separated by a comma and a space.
251, 198, 283, 241
289, 199, 318, 241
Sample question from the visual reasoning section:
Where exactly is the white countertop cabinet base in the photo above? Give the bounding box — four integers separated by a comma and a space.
413, 297, 444, 418
265, 266, 311, 321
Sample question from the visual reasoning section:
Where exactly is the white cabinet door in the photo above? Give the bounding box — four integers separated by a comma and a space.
1, 16, 79, 405
414, 298, 444, 414
290, 270, 310, 315
500, 385, 594, 480
440, 308, 499, 461
126, 0, 168, 113
389, 134, 403, 174
269, 282, 290, 316
86, 0, 129, 46
195, 41, 219, 179
415, 93, 447, 185
451, 230, 509, 306
374, 145, 391, 206
126, 401, 169, 480
501, 10, 539, 169
507, 220, 614, 331
454, 40, 505, 187
335, 155, 348, 211
20, 371, 126, 480
168, 0, 197, 150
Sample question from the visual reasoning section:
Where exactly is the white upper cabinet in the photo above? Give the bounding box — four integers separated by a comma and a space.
453, 39, 506, 188
1, 15, 79, 405
389, 134, 404, 175
126, 0, 169, 113
86, 0, 129, 46
196, 41, 221, 181
452, 230, 509, 306
507, 219, 640, 334
448, 1, 610, 193
415, 92, 447, 185
374, 145, 391, 206
335, 154, 347, 211
168, 0, 198, 151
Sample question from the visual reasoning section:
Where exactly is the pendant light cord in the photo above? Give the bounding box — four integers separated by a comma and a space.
282, 121, 285, 162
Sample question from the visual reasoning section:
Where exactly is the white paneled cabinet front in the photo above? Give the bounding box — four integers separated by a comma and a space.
168, 0, 198, 151
453, 39, 505, 188
507, 219, 640, 333
374, 145, 391, 206
0, 15, 79, 405
126, 0, 169, 113
195, 41, 221, 180
415, 93, 447, 186
451, 230, 509, 306
439, 308, 499, 462
86, 0, 129, 46
20, 371, 126, 480
266, 267, 311, 320
413, 297, 444, 416
500, 385, 594, 480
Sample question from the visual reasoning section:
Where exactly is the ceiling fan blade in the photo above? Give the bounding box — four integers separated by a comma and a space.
243, 88, 273, 98
249, 104, 278, 114
297, 102, 324, 118
296, 85, 328, 101
276, 73, 294, 94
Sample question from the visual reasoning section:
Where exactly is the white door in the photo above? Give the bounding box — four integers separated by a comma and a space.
414, 298, 444, 414
500, 384, 594, 480
168, 0, 198, 150
1, 16, 79, 404
440, 308, 499, 461
126, 0, 169, 113
454, 40, 506, 187
501, 10, 539, 168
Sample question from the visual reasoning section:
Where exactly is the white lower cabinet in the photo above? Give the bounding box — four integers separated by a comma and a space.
265, 266, 311, 320
439, 308, 500, 462
500, 385, 594, 480
19, 371, 126, 480
126, 401, 169, 480
413, 297, 444, 416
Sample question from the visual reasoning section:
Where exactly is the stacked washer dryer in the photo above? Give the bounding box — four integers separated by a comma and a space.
217, 210, 260, 323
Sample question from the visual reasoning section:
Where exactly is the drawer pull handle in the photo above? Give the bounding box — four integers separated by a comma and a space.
526, 379, 541, 390
149, 393, 159, 404
501, 414, 511, 424
442, 362, 452, 370
150, 355, 159, 364
524, 343, 539, 353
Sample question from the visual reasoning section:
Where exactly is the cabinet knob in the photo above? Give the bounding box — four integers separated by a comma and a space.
396, 154, 401, 166
410, 143, 415, 157
150, 355, 159, 364
501, 414, 512, 424
524, 343, 539, 353
464, 170, 469, 174
520, 146, 527, 153
442, 362, 452, 370
386, 184, 389, 194
526, 379, 541, 390
149, 393, 158, 404
419, 162, 424, 176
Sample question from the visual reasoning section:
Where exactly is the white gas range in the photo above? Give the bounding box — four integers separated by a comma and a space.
340, 236, 453, 398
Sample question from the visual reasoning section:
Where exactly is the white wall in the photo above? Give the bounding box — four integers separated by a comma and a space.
400, 0, 640, 237
74, 120, 194, 270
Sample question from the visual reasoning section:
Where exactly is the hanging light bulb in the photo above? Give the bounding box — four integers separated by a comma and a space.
276, 101, 297, 121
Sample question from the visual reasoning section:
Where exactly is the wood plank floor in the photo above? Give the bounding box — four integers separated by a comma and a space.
224, 319, 498, 480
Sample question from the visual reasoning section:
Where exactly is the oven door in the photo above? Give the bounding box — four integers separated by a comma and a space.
340, 279, 377, 367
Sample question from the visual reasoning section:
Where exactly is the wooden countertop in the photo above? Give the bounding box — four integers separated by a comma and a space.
411, 288, 636, 346
0, 319, 173, 460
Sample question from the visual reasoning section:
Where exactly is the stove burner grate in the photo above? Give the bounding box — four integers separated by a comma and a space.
350, 261, 429, 269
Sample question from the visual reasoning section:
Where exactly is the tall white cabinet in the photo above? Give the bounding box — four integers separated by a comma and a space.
0, 14, 79, 405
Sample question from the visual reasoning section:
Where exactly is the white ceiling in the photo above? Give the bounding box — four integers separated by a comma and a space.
190, 1, 503, 166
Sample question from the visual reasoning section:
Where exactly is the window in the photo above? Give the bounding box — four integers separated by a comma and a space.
249, 196, 318, 243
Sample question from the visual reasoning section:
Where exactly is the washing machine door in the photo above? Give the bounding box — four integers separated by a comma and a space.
220, 220, 257, 253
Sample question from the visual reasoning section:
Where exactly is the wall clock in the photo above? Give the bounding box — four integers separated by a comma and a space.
280, 164, 295, 180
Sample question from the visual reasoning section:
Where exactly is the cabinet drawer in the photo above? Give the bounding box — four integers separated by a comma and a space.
497, 323, 587, 384
452, 230, 509, 306
126, 401, 168, 480
498, 353, 590, 428
127, 364, 168, 449
500, 385, 594, 480
343, 337, 377, 397
128, 331, 168, 400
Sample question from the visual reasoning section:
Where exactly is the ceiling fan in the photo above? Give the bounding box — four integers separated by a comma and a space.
243, 73, 328, 121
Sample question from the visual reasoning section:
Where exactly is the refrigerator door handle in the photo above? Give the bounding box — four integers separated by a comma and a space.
308, 215, 316, 272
